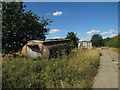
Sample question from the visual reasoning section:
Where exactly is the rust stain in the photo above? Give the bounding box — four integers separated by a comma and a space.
21, 39, 71, 60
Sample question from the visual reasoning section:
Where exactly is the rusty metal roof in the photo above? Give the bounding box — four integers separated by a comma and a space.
28, 40, 44, 43
28, 39, 70, 43
27, 39, 70, 46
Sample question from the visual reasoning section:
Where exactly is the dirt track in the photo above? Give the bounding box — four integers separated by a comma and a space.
93, 48, 119, 88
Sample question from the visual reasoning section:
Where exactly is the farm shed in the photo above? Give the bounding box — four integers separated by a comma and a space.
78, 41, 92, 49
21, 39, 71, 60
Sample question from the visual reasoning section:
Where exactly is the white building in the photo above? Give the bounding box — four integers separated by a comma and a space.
78, 41, 92, 49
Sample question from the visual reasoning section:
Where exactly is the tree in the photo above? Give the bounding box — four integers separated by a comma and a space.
65, 32, 79, 48
105, 34, 120, 48
103, 37, 111, 46
91, 34, 103, 47
2, 2, 52, 54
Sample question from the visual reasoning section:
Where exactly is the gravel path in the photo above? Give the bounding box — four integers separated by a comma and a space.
93, 48, 118, 88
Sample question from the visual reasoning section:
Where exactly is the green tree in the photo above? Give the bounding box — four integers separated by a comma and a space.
2, 2, 52, 54
105, 34, 120, 48
103, 37, 111, 46
91, 34, 103, 47
65, 32, 79, 48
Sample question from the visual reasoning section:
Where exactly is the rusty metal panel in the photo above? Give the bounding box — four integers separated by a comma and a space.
21, 39, 71, 60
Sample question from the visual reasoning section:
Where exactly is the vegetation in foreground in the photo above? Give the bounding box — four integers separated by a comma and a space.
2, 48, 100, 88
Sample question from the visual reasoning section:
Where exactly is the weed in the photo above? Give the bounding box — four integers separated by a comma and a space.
2, 48, 100, 88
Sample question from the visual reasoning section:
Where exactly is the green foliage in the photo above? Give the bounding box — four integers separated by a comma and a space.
103, 37, 111, 46
2, 57, 47, 88
105, 34, 120, 48
91, 34, 104, 47
3, 49, 100, 88
65, 32, 79, 48
2, 2, 52, 54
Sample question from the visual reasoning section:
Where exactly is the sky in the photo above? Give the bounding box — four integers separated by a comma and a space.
24, 2, 118, 41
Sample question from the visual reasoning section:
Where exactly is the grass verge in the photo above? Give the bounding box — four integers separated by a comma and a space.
108, 47, 120, 55
2, 48, 100, 88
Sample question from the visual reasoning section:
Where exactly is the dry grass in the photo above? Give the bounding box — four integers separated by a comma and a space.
2, 48, 100, 88
69, 48, 100, 71
109, 47, 120, 55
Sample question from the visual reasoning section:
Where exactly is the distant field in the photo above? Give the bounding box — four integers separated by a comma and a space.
2, 48, 100, 88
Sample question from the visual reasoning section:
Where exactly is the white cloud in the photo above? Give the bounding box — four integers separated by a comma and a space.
111, 34, 117, 37
101, 29, 115, 35
86, 30, 100, 34
101, 32, 110, 35
49, 29, 60, 33
103, 34, 117, 39
52, 11, 63, 16
102, 35, 111, 39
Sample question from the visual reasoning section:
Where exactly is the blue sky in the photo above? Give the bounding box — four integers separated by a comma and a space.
24, 2, 118, 41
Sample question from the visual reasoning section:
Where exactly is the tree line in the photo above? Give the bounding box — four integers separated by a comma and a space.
103, 34, 120, 48
91, 34, 120, 48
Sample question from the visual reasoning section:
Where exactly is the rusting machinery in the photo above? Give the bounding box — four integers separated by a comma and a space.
21, 39, 71, 60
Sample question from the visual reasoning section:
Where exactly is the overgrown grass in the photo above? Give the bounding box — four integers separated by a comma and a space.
2, 48, 100, 88
109, 47, 120, 55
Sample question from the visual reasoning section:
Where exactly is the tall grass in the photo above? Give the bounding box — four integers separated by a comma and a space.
109, 47, 120, 55
2, 48, 100, 88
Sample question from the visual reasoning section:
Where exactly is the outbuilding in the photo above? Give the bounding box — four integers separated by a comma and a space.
78, 41, 92, 49
21, 39, 71, 60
